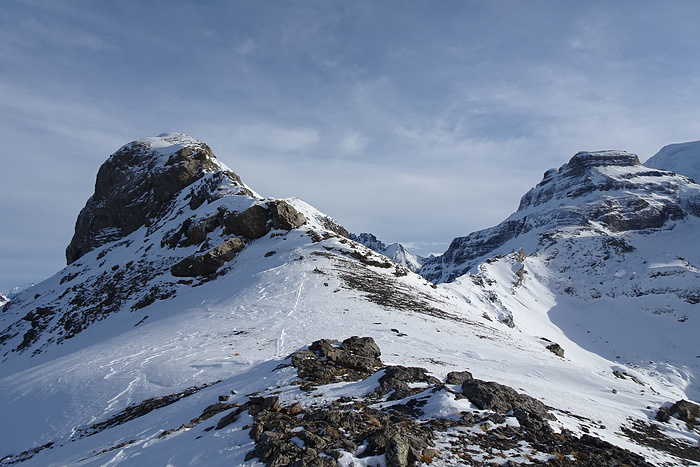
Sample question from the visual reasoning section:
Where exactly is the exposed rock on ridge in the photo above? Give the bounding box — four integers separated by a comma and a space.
202, 337, 653, 467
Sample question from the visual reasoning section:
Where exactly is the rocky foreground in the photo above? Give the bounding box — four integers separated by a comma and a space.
5, 337, 689, 466
233, 337, 697, 466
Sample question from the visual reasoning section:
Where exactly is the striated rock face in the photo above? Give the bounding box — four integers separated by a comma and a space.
421, 150, 700, 283
66, 133, 253, 264
516, 151, 696, 223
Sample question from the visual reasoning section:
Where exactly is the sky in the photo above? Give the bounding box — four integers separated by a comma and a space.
1, 1, 700, 294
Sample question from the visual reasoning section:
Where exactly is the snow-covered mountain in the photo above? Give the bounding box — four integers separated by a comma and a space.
421, 150, 700, 283
6, 282, 35, 300
349, 232, 425, 272
1, 137, 699, 466
420, 149, 700, 382
645, 140, 700, 183
0, 293, 8, 309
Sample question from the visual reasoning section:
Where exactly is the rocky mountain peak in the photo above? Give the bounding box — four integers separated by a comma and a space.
421, 149, 700, 283
3, 134, 320, 356
519, 150, 657, 211
66, 133, 252, 264
516, 149, 700, 225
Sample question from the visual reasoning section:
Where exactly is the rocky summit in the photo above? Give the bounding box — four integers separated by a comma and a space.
1, 136, 699, 466
66, 133, 253, 264
0, 134, 312, 357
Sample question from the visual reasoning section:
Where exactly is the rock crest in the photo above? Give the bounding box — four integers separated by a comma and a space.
66, 134, 252, 264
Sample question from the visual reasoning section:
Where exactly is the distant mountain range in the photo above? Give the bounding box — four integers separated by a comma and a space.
1, 133, 699, 466
348, 232, 426, 272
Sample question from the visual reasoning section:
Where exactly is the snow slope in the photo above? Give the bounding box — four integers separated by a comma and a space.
646, 140, 700, 183
1, 138, 698, 466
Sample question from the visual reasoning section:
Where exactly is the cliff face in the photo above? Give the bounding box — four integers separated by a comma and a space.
420, 150, 700, 283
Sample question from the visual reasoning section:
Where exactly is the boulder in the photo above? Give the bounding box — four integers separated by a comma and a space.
223, 201, 306, 240
384, 429, 409, 467
374, 366, 441, 401
546, 343, 565, 358
291, 336, 383, 390
269, 200, 306, 231
658, 399, 700, 426
445, 370, 473, 385
461, 379, 550, 420
223, 205, 272, 239
171, 237, 245, 277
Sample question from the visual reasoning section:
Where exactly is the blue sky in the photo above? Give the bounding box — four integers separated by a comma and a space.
2, 1, 700, 294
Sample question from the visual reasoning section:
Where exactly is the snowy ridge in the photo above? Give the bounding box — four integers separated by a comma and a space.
645, 140, 700, 183
1, 137, 699, 466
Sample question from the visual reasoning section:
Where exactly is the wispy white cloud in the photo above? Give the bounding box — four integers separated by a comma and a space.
236, 38, 256, 56
221, 124, 320, 155
337, 131, 371, 156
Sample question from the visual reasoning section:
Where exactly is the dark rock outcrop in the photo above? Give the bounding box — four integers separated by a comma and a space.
290, 336, 383, 390
223, 201, 306, 240
66, 134, 252, 264
461, 378, 551, 420
657, 399, 700, 427
374, 366, 441, 401
445, 370, 473, 385
162, 199, 307, 253
196, 337, 652, 467
170, 237, 245, 277
547, 343, 565, 358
